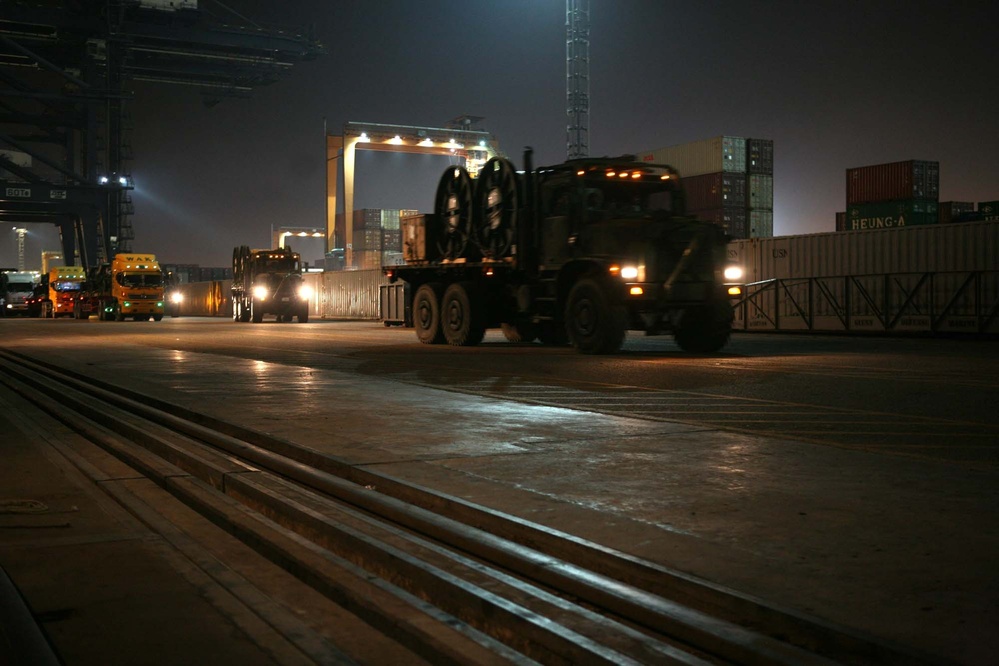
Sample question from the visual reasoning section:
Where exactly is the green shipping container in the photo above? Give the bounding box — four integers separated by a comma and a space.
844, 200, 938, 231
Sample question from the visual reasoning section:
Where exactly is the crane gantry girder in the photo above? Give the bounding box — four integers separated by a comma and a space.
0, 1, 324, 270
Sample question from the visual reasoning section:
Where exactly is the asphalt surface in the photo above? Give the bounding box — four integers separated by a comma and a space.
1, 318, 997, 664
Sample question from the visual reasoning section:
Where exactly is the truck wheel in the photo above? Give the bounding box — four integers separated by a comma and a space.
413, 283, 444, 344
251, 299, 263, 323
153, 315, 163, 321
501, 322, 538, 343
565, 277, 627, 354
240, 301, 251, 323
114, 306, 125, 322
441, 282, 486, 346
298, 310, 309, 323
674, 301, 733, 353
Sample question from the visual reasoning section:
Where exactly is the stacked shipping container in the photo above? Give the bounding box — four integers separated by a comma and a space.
351, 208, 409, 269
842, 160, 939, 232
635, 135, 773, 239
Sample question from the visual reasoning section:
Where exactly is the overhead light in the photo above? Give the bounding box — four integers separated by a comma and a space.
388, 135, 403, 145
358, 132, 370, 142
418, 138, 434, 147
98, 176, 109, 184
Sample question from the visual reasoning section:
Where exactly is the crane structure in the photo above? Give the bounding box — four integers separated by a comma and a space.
0, 1, 323, 271
566, 0, 590, 159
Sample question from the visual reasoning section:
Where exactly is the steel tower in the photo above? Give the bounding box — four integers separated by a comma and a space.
566, 0, 590, 159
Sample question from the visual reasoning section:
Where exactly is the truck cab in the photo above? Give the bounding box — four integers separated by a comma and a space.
92, 254, 166, 321
46, 266, 87, 318
2, 270, 40, 317
231, 245, 311, 323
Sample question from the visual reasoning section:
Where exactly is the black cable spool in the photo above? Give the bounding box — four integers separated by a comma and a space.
474, 157, 520, 259
433, 166, 475, 260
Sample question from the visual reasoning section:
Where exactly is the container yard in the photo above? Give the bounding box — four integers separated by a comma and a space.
635, 135, 774, 239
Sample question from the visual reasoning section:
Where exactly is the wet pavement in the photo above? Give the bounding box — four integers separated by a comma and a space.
2, 336, 996, 665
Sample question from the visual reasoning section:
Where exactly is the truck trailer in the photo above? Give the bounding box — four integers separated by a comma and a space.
384, 150, 743, 354
231, 245, 311, 323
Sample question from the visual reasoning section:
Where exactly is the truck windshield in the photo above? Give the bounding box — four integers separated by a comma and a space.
53, 281, 82, 292
117, 273, 164, 288
584, 181, 675, 217
7, 281, 33, 292
254, 258, 299, 273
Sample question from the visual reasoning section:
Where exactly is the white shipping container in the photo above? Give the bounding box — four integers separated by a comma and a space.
635, 136, 746, 178
731, 219, 999, 283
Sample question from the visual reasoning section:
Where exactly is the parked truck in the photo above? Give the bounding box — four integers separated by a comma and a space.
45, 266, 87, 318
383, 150, 743, 354
231, 245, 311, 323
85, 254, 166, 321
1, 270, 40, 317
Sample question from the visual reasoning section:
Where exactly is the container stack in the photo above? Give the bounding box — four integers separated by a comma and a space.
351, 208, 407, 269
634, 135, 774, 239
843, 160, 939, 232
938, 201, 975, 224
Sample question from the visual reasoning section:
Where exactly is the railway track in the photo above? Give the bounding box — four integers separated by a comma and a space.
0, 348, 947, 665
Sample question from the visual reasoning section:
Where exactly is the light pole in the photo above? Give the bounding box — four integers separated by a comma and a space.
13, 227, 27, 271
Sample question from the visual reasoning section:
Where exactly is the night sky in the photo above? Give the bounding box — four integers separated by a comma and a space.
3, 0, 998, 269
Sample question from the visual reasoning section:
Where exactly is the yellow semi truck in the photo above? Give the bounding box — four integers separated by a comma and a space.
92, 254, 166, 321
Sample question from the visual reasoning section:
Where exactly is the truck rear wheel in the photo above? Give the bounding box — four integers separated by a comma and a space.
413, 283, 444, 344
565, 277, 627, 354
250, 299, 263, 323
441, 282, 485, 346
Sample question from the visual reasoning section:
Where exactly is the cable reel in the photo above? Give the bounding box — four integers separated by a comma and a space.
474, 157, 520, 259
434, 166, 475, 260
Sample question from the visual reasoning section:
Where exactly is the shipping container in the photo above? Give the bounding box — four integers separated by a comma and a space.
844, 200, 938, 231
682, 172, 747, 210
846, 160, 939, 205
319, 268, 387, 319
748, 174, 773, 209
938, 201, 975, 224
730, 218, 999, 283
352, 208, 383, 229
353, 250, 383, 270
746, 138, 774, 175
382, 229, 402, 251
635, 135, 747, 177
402, 214, 432, 262
689, 207, 748, 238
835, 212, 847, 232
979, 201, 999, 218
749, 210, 773, 238
353, 228, 382, 251
381, 209, 401, 230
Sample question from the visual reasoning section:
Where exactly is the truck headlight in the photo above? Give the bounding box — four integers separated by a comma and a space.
169, 292, 183, 304
724, 266, 744, 281
619, 265, 645, 281
298, 284, 314, 300
252, 285, 269, 299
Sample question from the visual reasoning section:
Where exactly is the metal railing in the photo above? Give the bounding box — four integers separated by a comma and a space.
733, 270, 999, 334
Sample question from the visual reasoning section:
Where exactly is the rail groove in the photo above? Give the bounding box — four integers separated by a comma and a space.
0, 348, 948, 665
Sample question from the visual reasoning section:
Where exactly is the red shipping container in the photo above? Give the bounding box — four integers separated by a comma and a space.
682, 172, 747, 211
846, 160, 939, 205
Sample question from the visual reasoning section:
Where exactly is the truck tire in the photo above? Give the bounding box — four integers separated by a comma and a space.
250, 299, 263, 323
565, 277, 627, 354
114, 305, 124, 322
441, 282, 486, 346
153, 315, 163, 321
413, 283, 444, 344
298, 309, 309, 323
674, 301, 733, 353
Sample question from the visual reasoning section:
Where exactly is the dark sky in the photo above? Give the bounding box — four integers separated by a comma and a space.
4, 0, 998, 269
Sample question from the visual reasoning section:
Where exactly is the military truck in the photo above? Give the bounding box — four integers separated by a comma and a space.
383, 149, 743, 354
231, 245, 311, 323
